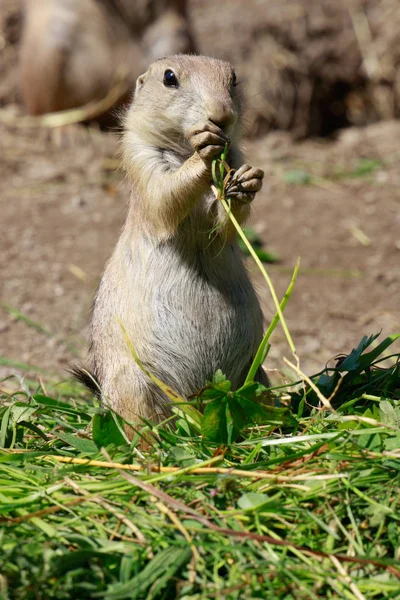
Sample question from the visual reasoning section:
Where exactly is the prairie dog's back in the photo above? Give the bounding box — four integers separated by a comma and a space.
19, 1, 194, 116
20, 0, 118, 114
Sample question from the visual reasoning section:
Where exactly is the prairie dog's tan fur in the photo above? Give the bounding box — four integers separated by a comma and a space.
85, 55, 266, 428
19, 0, 192, 115
20, 0, 136, 114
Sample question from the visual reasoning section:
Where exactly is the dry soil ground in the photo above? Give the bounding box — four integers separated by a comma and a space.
0, 119, 399, 388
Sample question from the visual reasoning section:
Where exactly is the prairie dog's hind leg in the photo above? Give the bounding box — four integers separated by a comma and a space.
99, 363, 171, 430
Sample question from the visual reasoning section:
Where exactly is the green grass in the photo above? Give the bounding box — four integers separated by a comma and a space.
0, 337, 399, 600
281, 158, 385, 189
0, 153, 399, 599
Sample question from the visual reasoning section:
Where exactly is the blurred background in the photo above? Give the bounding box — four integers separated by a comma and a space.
0, 0, 399, 383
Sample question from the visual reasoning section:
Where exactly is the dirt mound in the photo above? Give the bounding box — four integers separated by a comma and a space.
189, 0, 400, 137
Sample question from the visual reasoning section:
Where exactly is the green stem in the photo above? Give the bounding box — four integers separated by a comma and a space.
244, 258, 300, 384
219, 196, 297, 356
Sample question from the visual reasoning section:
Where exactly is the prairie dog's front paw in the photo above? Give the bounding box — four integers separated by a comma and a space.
225, 164, 264, 203
188, 121, 229, 165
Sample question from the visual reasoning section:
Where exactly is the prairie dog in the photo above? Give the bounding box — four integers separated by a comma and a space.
85, 55, 266, 426
19, 0, 193, 115
20, 0, 132, 114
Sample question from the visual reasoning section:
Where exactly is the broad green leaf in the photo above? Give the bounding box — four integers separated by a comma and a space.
236, 394, 297, 428
55, 432, 98, 454
201, 386, 296, 444
357, 432, 382, 451
225, 395, 246, 445
379, 400, 400, 428
201, 397, 229, 443
237, 238, 280, 263
198, 380, 232, 401
337, 333, 380, 372
365, 504, 390, 527
237, 492, 271, 510
167, 446, 197, 466
236, 382, 269, 400
201, 393, 246, 445
8, 404, 37, 425
175, 418, 192, 436
211, 369, 227, 384
384, 434, 400, 451
92, 412, 126, 447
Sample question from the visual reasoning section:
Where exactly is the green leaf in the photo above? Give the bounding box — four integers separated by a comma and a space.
283, 169, 311, 185
33, 394, 91, 420
379, 400, 400, 428
198, 380, 232, 401
53, 550, 107, 576
175, 418, 192, 436
225, 394, 246, 445
0, 406, 11, 448
337, 334, 380, 372
8, 403, 37, 425
201, 396, 229, 444
236, 394, 297, 428
351, 158, 383, 178
365, 504, 389, 527
359, 334, 400, 370
357, 432, 382, 451
384, 434, 400, 451
313, 372, 341, 400
92, 412, 126, 447
237, 492, 271, 510
211, 369, 227, 384
167, 446, 197, 466
201, 383, 296, 444
30, 517, 58, 538
237, 238, 280, 263
242, 227, 262, 245
201, 393, 247, 445
237, 382, 269, 400
55, 432, 98, 454
237, 228, 280, 263
104, 547, 191, 600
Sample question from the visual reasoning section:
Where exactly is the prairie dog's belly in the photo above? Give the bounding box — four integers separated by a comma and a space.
149, 263, 259, 391
103, 233, 263, 395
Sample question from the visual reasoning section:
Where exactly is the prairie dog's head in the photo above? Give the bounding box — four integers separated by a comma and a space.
124, 55, 242, 150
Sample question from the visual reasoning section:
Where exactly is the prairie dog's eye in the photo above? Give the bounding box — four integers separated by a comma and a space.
232, 71, 238, 87
163, 69, 178, 87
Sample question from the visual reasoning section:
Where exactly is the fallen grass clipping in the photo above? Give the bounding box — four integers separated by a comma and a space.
0, 151, 399, 599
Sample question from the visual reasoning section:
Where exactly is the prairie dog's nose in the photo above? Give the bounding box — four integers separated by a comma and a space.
207, 102, 236, 129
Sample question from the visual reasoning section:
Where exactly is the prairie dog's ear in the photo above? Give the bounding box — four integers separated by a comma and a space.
134, 73, 146, 98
